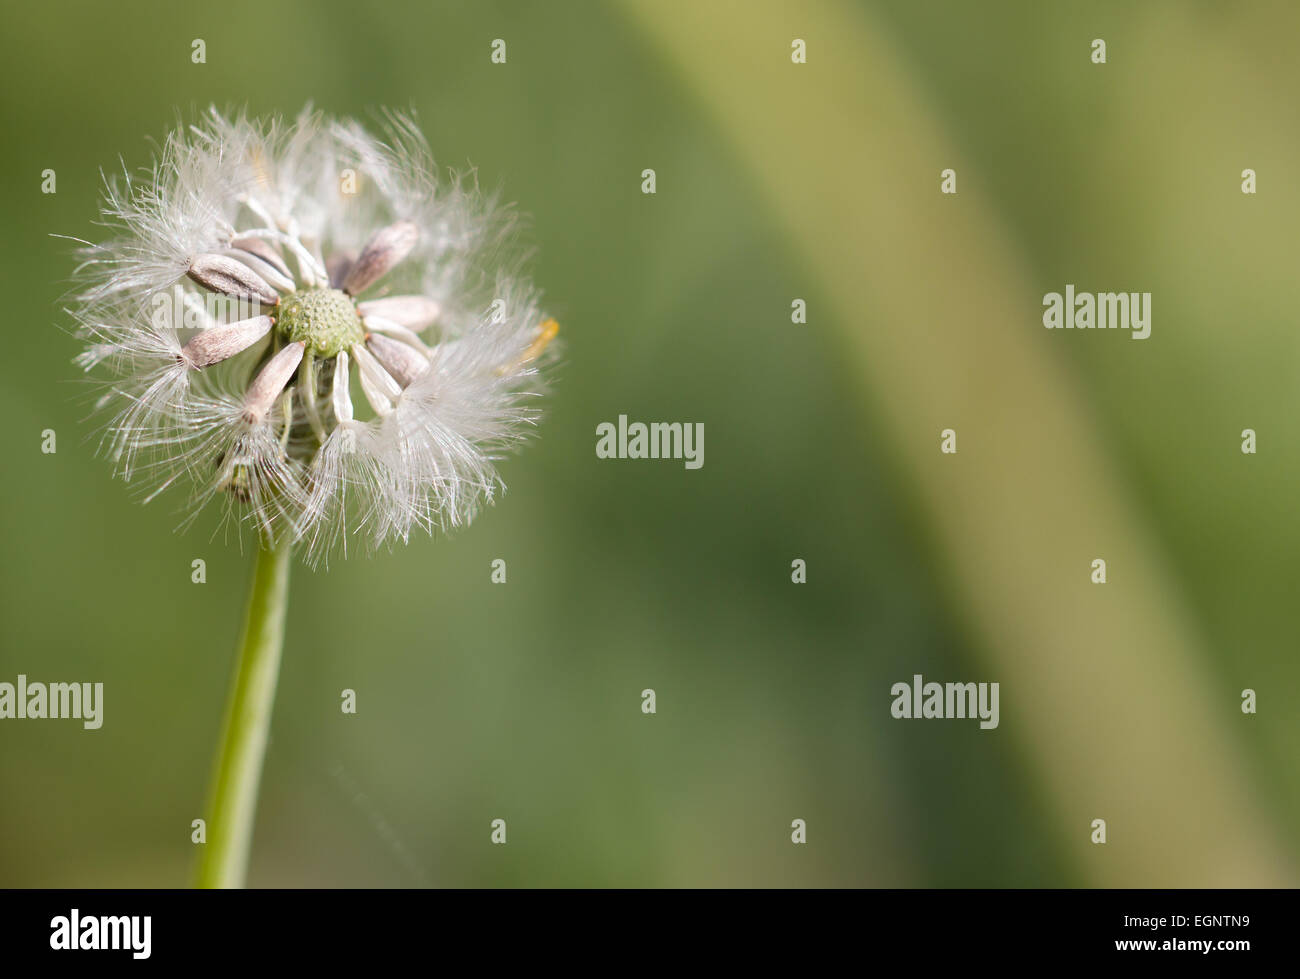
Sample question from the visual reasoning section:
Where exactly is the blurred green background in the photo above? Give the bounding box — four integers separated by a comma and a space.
1, 0, 1297, 887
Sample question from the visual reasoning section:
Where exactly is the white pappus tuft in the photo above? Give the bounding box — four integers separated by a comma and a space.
68, 106, 560, 565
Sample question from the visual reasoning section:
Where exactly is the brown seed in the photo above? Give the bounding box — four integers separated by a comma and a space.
366, 332, 431, 388
223, 249, 294, 292
188, 254, 279, 306
230, 236, 293, 280
242, 342, 305, 424
327, 250, 356, 290
342, 221, 418, 295
180, 316, 272, 368
358, 295, 441, 331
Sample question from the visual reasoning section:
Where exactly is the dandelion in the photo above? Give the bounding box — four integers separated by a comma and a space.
67, 107, 559, 886
73, 106, 557, 562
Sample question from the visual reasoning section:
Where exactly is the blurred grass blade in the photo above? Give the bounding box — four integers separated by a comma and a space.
619, 0, 1293, 885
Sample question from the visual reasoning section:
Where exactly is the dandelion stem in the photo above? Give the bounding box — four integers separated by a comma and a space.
194, 540, 292, 888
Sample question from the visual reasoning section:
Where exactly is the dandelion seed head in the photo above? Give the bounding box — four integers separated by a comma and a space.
69, 106, 559, 565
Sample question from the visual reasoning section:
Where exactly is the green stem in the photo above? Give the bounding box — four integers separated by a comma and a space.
194, 541, 293, 888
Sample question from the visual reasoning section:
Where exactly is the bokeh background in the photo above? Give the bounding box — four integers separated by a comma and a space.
1, 0, 1297, 887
